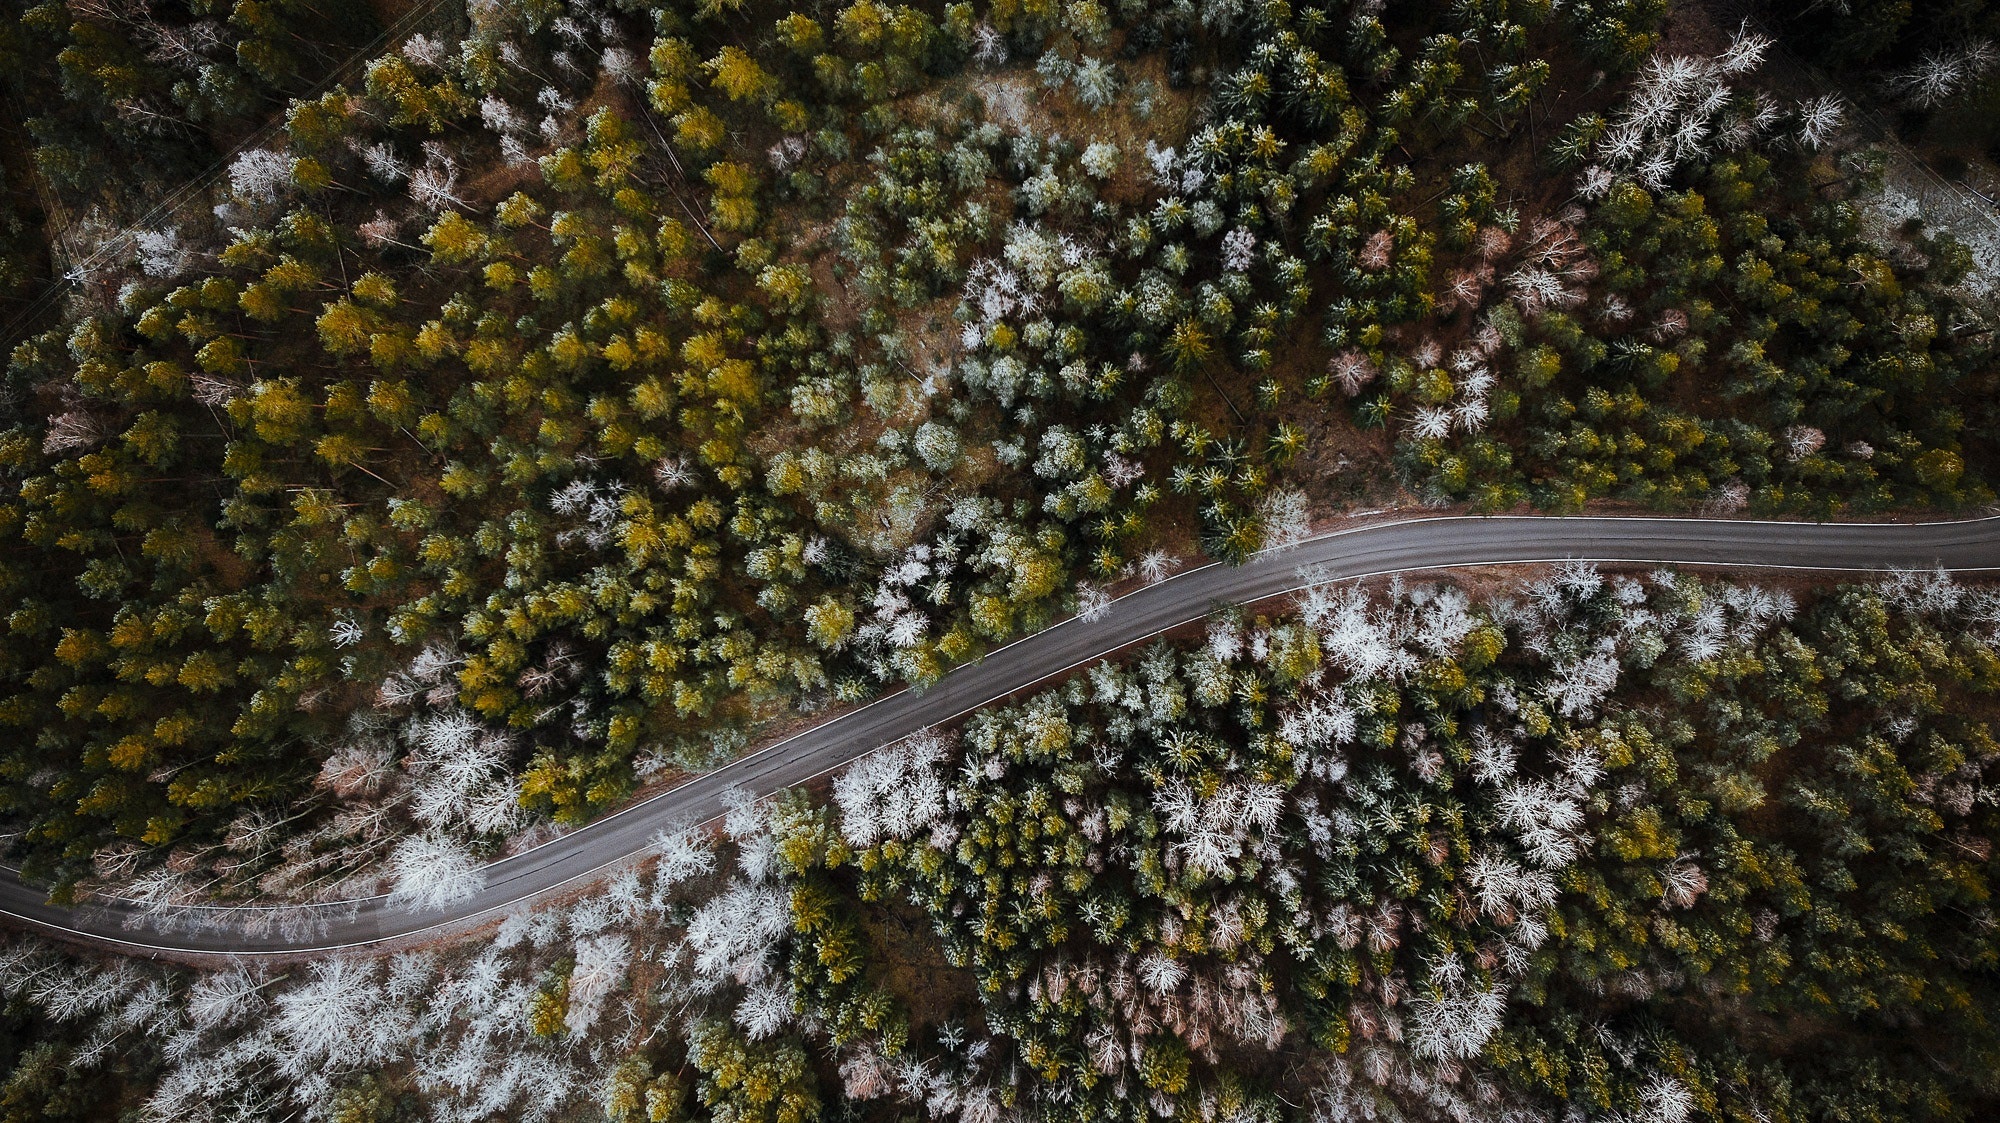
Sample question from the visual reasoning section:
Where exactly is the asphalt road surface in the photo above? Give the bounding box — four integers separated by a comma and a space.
4, 514, 1996, 959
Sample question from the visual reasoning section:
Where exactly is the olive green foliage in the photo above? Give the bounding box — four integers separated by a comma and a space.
605, 1052, 688, 1123
0, 0, 380, 214
1498, 576, 2000, 1120
0, 0, 1681, 891
826, 573, 2000, 1122
688, 1020, 821, 1123
0, 0, 991, 888
1405, 154, 1996, 514
0, 573, 1994, 1123
0, 0, 1988, 1041
0, 1009, 127, 1123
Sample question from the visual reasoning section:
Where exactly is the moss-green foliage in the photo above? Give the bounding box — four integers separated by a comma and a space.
1410, 153, 1997, 514
0, 1007, 129, 1123
326, 1075, 424, 1123
0, 0, 1573, 887
824, 575, 2000, 1122
0, 0, 381, 213
1496, 578, 2000, 1120
0, 0, 1992, 937
0, 574, 1992, 1123
606, 1053, 689, 1123
0, 0, 1000, 887
687, 1019, 821, 1123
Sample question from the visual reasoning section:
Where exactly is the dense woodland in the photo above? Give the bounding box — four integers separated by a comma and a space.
1, 568, 1996, 1123
1, 0, 1992, 897
0, 0, 1997, 1119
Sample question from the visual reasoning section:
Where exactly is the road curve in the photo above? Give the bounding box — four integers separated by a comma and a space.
4, 513, 1997, 959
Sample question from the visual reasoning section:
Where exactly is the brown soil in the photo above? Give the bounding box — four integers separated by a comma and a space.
858, 899, 979, 1030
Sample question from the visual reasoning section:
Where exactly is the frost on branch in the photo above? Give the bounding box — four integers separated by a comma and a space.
683, 881, 791, 987
132, 227, 191, 278
272, 958, 401, 1080
1888, 41, 1997, 110
1579, 24, 1780, 194
8, 562, 1992, 1123
1258, 488, 1311, 551
227, 148, 293, 206
1794, 94, 1845, 151
387, 834, 485, 911
564, 934, 631, 1033
834, 729, 950, 847
651, 822, 718, 889
1406, 981, 1506, 1061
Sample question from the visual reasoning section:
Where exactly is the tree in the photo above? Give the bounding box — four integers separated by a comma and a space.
688, 1021, 821, 1123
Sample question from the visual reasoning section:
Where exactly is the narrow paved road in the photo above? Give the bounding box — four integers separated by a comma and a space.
4, 514, 1996, 959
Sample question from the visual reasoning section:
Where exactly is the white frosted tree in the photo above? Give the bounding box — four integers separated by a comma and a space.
273, 958, 391, 1077
1076, 581, 1113, 622
564, 934, 631, 1034
387, 834, 486, 911
1889, 41, 1997, 109
1073, 57, 1119, 108
1137, 953, 1187, 994
834, 730, 949, 847
356, 141, 409, 184
1406, 981, 1506, 1061
913, 420, 961, 472
1795, 94, 1845, 150
228, 149, 292, 204
735, 980, 793, 1039
1136, 549, 1177, 583
133, 228, 190, 277
410, 142, 464, 211
1259, 488, 1311, 550
683, 881, 790, 986
1081, 140, 1121, 180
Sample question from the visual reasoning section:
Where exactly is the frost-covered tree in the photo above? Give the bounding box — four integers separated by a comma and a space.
1888, 41, 1997, 109
1080, 140, 1121, 180
387, 835, 485, 911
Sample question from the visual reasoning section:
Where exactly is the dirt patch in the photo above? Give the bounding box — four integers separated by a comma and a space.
859, 899, 978, 1030
1660, 0, 1738, 58
458, 154, 543, 211
951, 52, 1202, 207
1281, 385, 1407, 518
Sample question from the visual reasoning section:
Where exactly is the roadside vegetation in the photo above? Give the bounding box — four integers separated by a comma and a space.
2, 0, 1993, 906
3, 566, 1997, 1123
0, 0, 1997, 1118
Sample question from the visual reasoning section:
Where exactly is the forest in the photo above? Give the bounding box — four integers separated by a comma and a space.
0, 0, 1996, 1118
2, 566, 1997, 1123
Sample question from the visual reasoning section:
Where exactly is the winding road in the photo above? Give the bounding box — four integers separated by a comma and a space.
4, 513, 1997, 960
